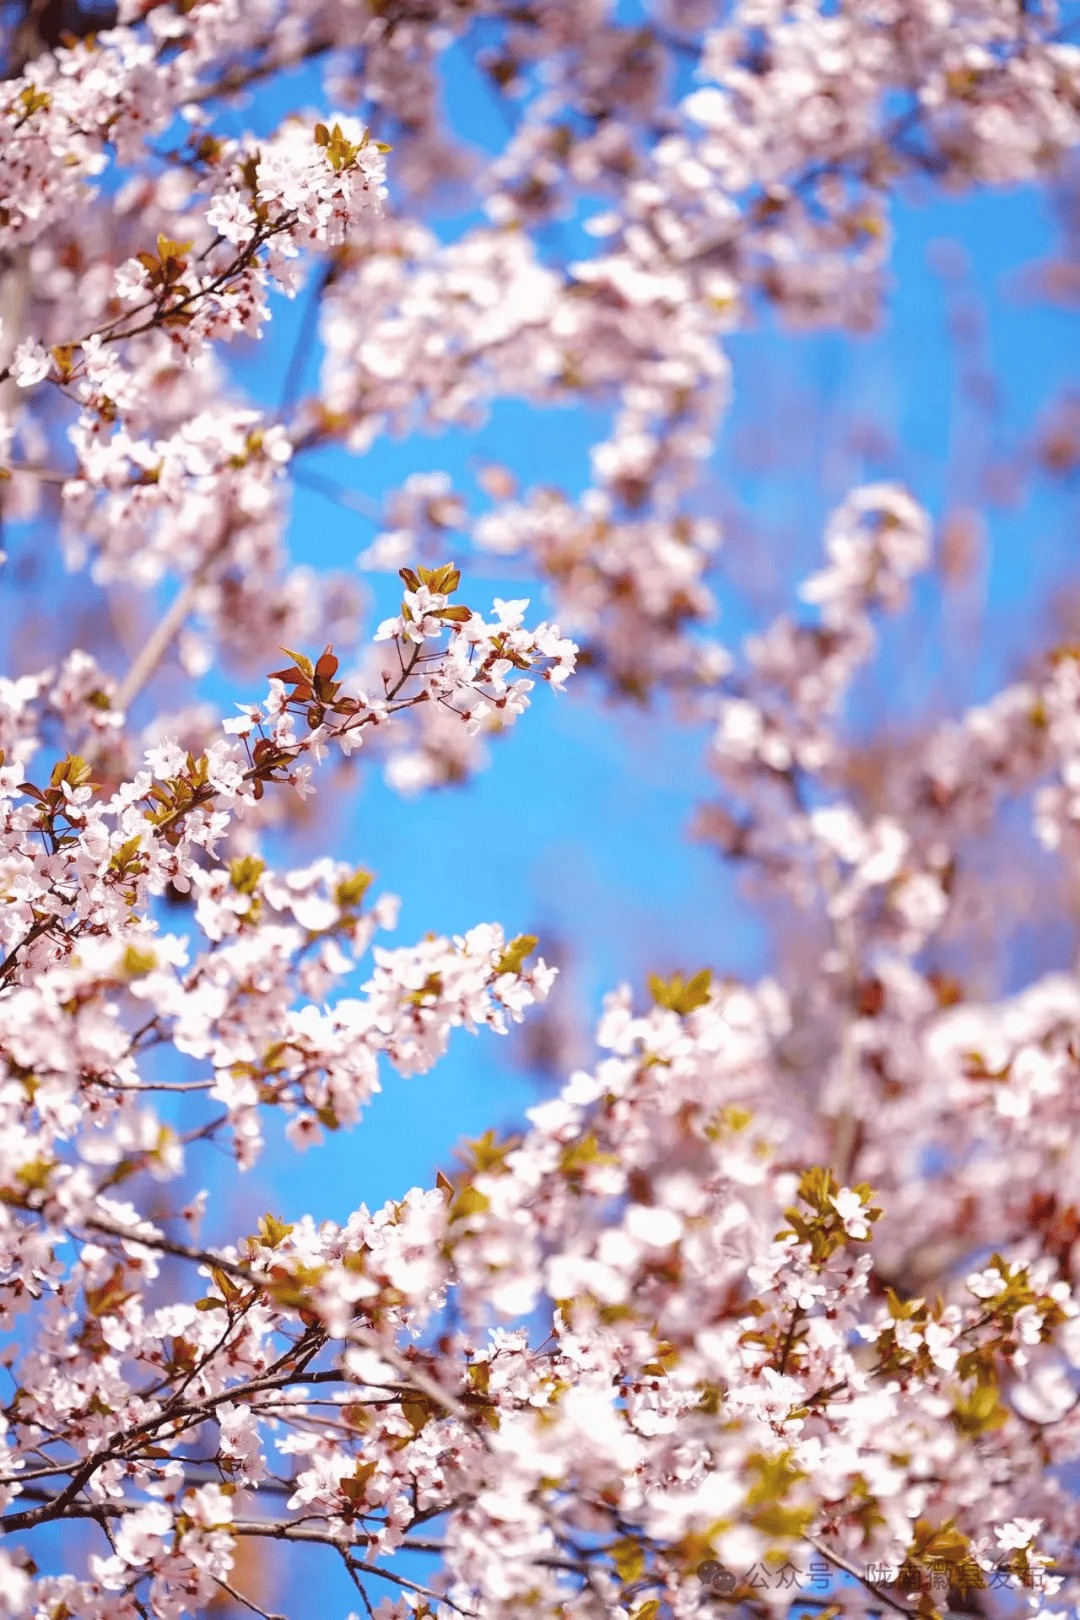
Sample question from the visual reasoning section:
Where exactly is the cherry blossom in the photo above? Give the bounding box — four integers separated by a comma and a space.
3, 0, 1080, 1617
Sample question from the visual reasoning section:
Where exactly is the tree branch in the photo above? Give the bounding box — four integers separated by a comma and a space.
111, 532, 233, 719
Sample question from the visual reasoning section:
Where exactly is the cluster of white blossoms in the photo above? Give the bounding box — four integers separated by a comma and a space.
2, 0, 1080, 1616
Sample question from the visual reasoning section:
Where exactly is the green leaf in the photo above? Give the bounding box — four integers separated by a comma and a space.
17, 84, 51, 117
417, 562, 461, 594
210, 1266, 245, 1308
402, 1399, 430, 1434
953, 1383, 1009, 1435
156, 234, 193, 261
318, 122, 361, 173
495, 934, 537, 975
796, 1166, 839, 1214
121, 944, 157, 978
454, 1127, 520, 1173
256, 1213, 295, 1250
276, 646, 315, 679
648, 968, 712, 1015
339, 1460, 377, 1505
109, 836, 143, 873
448, 1184, 490, 1223
229, 855, 266, 896
49, 754, 95, 790
750, 1503, 815, 1538
404, 971, 444, 1006
335, 868, 373, 908
611, 1538, 645, 1583
886, 1286, 925, 1320
85, 1265, 134, 1318
745, 1451, 806, 1508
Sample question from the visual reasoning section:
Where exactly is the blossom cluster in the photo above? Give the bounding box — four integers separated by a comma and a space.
3, 0, 1080, 1618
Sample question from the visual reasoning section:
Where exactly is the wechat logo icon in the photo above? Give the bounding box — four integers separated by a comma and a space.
698, 1560, 737, 1594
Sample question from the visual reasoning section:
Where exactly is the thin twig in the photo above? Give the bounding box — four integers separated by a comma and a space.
279, 260, 336, 417
212, 1577, 288, 1620
805, 1534, 915, 1616
348, 1551, 477, 1617
292, 465, 381, 523
188, 35, 337, 106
